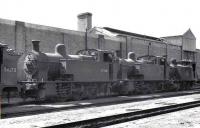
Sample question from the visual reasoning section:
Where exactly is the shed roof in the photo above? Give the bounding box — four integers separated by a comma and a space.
162, 28, 196, 39
103, 27, 162, 41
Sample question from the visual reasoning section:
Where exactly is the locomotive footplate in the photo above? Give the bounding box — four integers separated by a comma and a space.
18, 79, 195, 101
19, 80, 120, 100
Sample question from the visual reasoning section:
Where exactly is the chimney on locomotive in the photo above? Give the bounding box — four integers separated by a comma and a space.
32, 40, 40, 52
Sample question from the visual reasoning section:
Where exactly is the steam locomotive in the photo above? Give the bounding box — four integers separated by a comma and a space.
0, 40, 197, 101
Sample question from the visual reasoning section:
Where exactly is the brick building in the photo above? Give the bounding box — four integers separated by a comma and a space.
0, 12, 199, 75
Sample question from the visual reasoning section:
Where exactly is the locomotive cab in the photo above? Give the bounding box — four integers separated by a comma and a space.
137, 55, 167, 81
176, 59, 196, 80
177, 59, 196, 79
0, 43, 21, 102
137, 55, 166, 65
61, 49, 119, 81
76, 49, 116, 62
168, 59, 195, 91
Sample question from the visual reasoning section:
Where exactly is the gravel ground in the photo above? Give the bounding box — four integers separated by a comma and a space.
2, 94, 157, 114
103, 106, 200, 128
1, 94, 200, 128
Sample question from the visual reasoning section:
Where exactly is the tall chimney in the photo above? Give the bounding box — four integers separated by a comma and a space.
32, 40, 40, 52
77, 12, 92, 32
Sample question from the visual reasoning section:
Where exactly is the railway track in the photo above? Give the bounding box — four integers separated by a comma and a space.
2, 89, 200, 119
44, 100, 200, 128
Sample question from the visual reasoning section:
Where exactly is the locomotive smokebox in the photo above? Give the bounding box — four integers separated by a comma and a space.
32, 40, 40, 52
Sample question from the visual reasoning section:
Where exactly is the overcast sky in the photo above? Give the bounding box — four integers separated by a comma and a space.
0, 0, 199, 48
